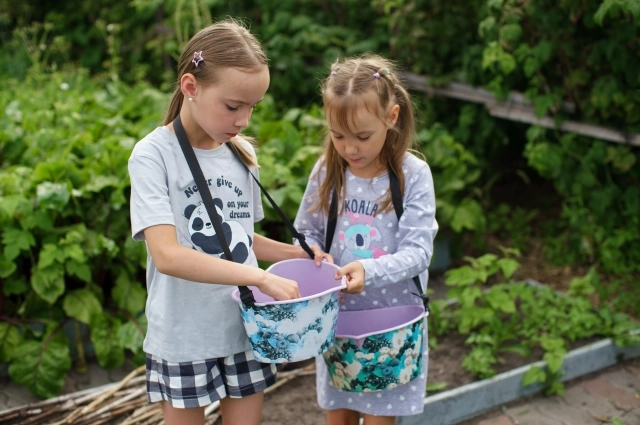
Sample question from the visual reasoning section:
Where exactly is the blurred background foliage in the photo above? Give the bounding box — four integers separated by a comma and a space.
0, 0, 639, 398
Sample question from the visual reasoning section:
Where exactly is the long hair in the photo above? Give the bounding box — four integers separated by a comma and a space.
313, 54, 417, 215
163, 18, 267, 167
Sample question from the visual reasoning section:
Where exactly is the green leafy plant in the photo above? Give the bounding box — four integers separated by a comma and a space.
0, 64, 167, 397
418, 125, 486, 235
435, 252, 639, 393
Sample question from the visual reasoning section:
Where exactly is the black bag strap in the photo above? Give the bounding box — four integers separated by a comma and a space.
324, 188, 339, 252
326, 168, 429, 312
173, 115, 256, 306
225, 144, 315, 260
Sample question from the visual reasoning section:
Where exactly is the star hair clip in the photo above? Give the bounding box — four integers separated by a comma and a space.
192, 51, 204, 67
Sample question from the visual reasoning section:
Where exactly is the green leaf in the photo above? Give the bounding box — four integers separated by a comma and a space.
445, 265, 479, 286
117, 320, 145, 353
90, 314, 125, 369
0, 255, 17, 278
594, 0, 640, 25
605, 146, 636, 172
499, 344, 531, 357
3, 276, 28, 294
0, 323, 21, 362
546, 380, 565, 396
485, 289, 516, 314
524, 141, 563, 179
497, 258, 520, 279
459, 287, 483, 308
523, 57, 540, 78
426, 381, 448, 392
488, 0, 504, 10
63, 289, 103, 324
482, 41, 516, 75
522, 366, 546, 386
544, 351, 565, 374
540, 335, 565, 351
282, 108, 301, 122
31, 264, 66, 304
63, 244, 86, 263
478, 16, 496, 38
0, 195, 24, 218
36, 182, 70, 211
112, 273, 147, 315
82, 175, 120, 193
9, 338, 72, 399
450, 199, 485, 232
567, 267, 598, 298
66, 261, 92, 283
2, 227, 36, 260
499, 23, 522, 42
38, 244, 63, 269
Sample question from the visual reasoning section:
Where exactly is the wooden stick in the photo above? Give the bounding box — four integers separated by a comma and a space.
79, 397, 146, 422
52, 365, 145, 424
120, 406, 162, 425
93, 387, 146, 415
203, 400, 220, 416
15, 407, 61, 425
82, 365, 146, 413
204, 413, 220, 425
120, 402, 159, 424
264, 368, 316, 395
138, 410, 164, 425
65, 365, 146, 423
74, 400, 148, 425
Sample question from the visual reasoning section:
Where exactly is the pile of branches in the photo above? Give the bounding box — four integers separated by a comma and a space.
0, 364, 314, 424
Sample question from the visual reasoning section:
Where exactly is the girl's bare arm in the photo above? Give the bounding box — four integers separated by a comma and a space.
144, 224, 301, 300
252, 234, 333, 265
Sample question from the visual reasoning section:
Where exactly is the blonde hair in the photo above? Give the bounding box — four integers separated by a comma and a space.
163, 18, 268, 167
314, 54, 417, 215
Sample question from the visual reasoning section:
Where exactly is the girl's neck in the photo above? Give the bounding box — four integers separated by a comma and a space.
347, 160, 387, 179
168, 110, 222, 150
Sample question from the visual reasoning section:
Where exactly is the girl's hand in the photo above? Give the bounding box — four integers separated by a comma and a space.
336, 262, 365, 294
258, 271, 301, 301
307, 245, 334, 266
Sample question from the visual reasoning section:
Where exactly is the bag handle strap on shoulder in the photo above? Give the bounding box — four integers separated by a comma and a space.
174, 116, 256, 306
325, 169, 429, 312
225, 144, 315, 260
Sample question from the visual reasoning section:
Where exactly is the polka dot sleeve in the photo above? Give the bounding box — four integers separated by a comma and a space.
357, 162, 438, 289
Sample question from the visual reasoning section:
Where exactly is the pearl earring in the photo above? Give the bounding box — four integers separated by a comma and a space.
188, 97, 193, 102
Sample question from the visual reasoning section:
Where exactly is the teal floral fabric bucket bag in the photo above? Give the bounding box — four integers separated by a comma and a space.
322, 304, 427, 392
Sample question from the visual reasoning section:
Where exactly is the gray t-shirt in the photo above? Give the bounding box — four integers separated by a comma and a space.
294, 152, 438, 415
128, 126, 264, 362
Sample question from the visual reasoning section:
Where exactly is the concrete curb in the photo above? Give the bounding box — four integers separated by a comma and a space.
398, 329, 640, 425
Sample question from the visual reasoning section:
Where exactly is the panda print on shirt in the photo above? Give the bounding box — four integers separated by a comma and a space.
184, 198, 252, 264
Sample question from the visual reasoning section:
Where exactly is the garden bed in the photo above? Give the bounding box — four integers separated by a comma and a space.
2, 319, 637, 425
2, 267, 638, 425
258, 329, 640, 425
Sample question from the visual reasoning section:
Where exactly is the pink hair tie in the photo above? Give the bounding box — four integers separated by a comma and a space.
373, 72, 380, 79
330, 71, 337, 76
192, 51, 204, 67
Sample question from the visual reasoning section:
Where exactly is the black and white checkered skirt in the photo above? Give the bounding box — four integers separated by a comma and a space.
146, 350, 277, 408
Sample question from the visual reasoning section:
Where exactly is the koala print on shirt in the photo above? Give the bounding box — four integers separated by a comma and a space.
338, 211, 388, 265
184, 199, 252, 264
